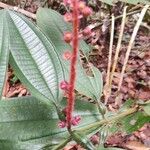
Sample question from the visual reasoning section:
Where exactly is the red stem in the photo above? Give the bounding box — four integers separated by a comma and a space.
67, 0, 79, 130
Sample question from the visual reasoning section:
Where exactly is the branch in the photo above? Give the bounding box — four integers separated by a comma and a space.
0, 2, 36, 19
77, 106, 138, 135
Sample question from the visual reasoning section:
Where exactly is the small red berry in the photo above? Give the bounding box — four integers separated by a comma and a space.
64, 13, 72, 22
78, 1, 86, 11
58, 121, 66, 128
71, 115, 81, 126
81, 6, 93, 17
62, 51, 72, 60
63, 32, 73, 43
60, 81, 69, 90
82, 27, 92, 36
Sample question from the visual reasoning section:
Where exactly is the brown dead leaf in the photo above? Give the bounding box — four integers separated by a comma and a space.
123, 141, 150, 150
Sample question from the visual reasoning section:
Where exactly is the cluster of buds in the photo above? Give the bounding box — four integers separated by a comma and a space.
58, 115, 81, 128
63, 0, 93, 18
63, 0, 93, 39
58, 107, 81, 128
58, 0, 93, 130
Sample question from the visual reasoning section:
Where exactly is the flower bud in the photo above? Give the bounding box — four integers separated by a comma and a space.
58, 121, 66, 128
71, 115, 81, 126
81, 6, 93, 17
82, 27, 92, 36
62, 51, 72, 60
60, 81, 69, 90
64, 13, 72, 22
63, 0, 71, 5
63, 32, 73, 43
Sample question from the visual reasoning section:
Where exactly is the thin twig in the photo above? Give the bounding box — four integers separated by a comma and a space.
117, 5, 149, 92
104, 14, 115, 105
92, 9, 141, 30
0, 2, 36, 19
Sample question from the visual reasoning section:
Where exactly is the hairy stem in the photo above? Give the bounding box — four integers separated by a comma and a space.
67, 0, 79, 130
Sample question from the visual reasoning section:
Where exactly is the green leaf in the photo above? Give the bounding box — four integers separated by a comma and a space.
0, 96, 101, 149
111, 101, 150, 134
0, 139, 58, 150
0, 10, 9, 99
100, 0, 114, 5
122, 111, 150, 133
36, 8, 103, 100
36, 8, 90, 55
143, 103, 150, 116
72, 131, 95, 150
0, 96, 67, 142
2, 9, 65, 104
121, 0, 150, 4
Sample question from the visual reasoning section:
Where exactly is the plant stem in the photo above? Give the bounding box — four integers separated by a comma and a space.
77, 106, 138, 134
67, 0, 79, 130
52, 136, 72, 150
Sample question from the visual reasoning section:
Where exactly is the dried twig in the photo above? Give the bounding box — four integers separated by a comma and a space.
117, 5, 149, 91
0, 2, 36, 19
109, 6, 127, 92
104, 15, 115, 105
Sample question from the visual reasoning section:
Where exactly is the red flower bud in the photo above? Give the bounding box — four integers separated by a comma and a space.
63, 32, 73, 43
71, 115, 81, 126
81, 6, 93, 17
82, 27, 92, 36
58, 121, 66, 128
64, 13, 72, 22
60, 81, 69, 90
62, 51, 72, 60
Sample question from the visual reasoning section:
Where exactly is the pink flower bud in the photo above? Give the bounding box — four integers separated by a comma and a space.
71, 115, 81, 126
64, 13, 72, 22
58, 121, 66, 128
82, 27, 92, 36
63, 0, 72, 5
60, 81, 69, 90
62, 51, 72, 60
78, 1, 86, 11
81, 6, 93, 17
63, 32, 73, 43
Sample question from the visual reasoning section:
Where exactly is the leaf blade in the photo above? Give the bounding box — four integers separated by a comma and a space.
0, 10, 9, 99
36, 8, 103, 101
4, 9, 65, 104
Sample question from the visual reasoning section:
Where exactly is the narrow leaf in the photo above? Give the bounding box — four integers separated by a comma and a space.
143, 103, 150, 116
